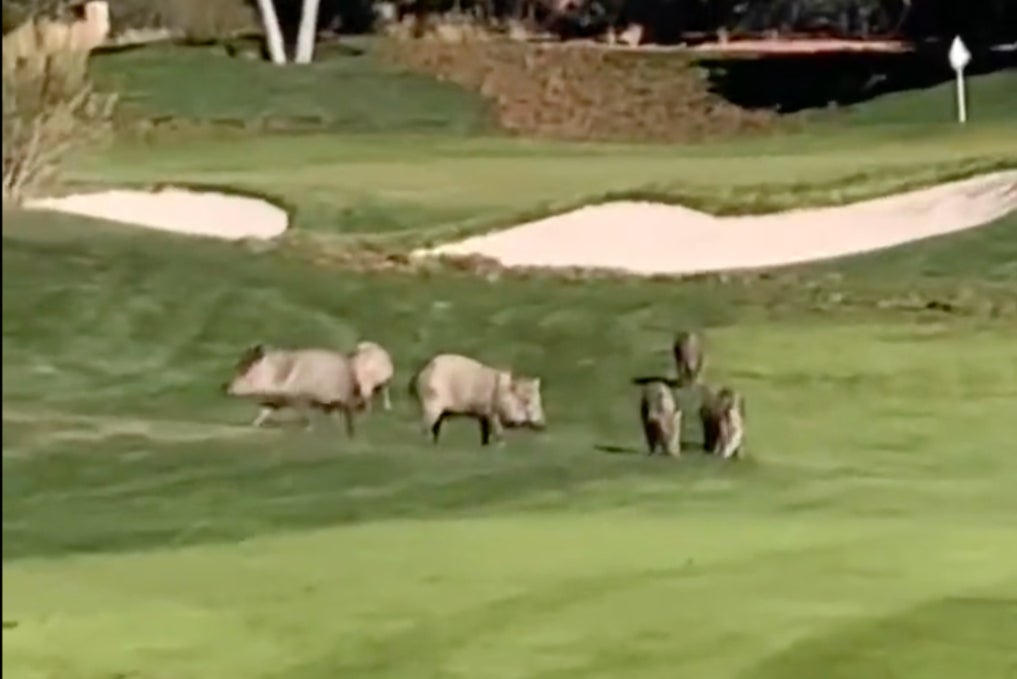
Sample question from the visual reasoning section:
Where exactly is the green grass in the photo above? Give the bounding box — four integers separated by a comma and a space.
68, 132, 1016, 242
92, 41, 1017, 133
4, 208, 1017, 677
5, 518, 1015, 679
4, 46, 1017, 679
831, 68, 1017, 126
93, 41, 492, 134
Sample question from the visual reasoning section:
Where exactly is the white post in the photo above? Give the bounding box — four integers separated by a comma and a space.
948, 36, 972, 125
256, 0, 287, 65
956, 69, 967, 124
295, 0, 323, 64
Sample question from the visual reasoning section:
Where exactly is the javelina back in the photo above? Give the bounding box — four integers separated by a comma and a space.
672, 330, 704, 387
411, 353, 546, 446
700, 386, 745, 459
223, 344, 361, 436
349, 340, 395, 413
639, 380, 682, 457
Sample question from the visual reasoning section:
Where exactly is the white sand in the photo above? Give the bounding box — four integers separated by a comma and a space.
24, 187, 289, 241
418, 171, 1017, 276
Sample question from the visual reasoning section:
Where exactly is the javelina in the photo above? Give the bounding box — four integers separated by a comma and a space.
699, 386, 745, 459
672, 330, 704, 387
349, 340, 395, 413
223, 344, 361, 436
639, 380, 682, 457
410, 353, 546, 446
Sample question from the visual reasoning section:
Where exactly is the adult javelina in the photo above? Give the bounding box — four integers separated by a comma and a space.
672, 330, 704, 387
349, 340, 395, 413
223, 344, 361, 436
411, 353, 546, 446
700, 386, 745, 459
639, 380, 682, 457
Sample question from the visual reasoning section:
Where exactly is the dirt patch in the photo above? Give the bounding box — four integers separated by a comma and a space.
379, 39, 776, 143
688, 38, 911, 55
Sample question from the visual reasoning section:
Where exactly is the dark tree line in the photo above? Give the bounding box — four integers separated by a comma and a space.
4, 0, 1016, 47
265, 0, 1015, 46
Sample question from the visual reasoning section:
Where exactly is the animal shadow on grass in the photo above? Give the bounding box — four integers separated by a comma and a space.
630, 375, 682, 388
595, 444, 644, 456
593, 442, 713, 457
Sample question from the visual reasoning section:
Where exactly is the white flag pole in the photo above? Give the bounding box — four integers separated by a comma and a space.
948, 36, 972, 125
956, 69, 967, 124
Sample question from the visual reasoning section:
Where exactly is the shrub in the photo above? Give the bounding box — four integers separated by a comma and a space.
2, 26, 117, 205
108, 0, 258, 43
2, 0, 73, 33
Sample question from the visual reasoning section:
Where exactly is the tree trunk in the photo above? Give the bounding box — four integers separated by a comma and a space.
295, 0, 323, 64
256, 0, 287, 64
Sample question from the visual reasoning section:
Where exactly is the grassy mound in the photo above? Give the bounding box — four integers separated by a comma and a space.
380, 40, 776, 142
91, 42, 492, 135
831, 69, 1017, 127
4, 206, 1017, 677
3, 206, 1016, 560
64, 129, 1015, 247
90, 41, 1017, 145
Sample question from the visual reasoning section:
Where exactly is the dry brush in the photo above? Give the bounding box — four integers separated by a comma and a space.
2, 15, 116, 205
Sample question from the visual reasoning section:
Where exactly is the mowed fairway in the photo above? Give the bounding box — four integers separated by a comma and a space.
4, 44, 1017, 679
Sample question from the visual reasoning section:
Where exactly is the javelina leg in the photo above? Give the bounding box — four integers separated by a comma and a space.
484, 415, 505, 447
701, 419, 717, 455
720, 425, 742, 459
365, 388, 374, 413
479, 417, 492, 446
667, 413, 682, 457
430, 414, 445, 443
642, 422, 659, 456
294, 400, 314, 431
251, 406, 275, 428
422, 403, 444, 443
335, 406, 355, 439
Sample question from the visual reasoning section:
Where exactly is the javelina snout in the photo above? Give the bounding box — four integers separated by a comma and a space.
504, 376, 545, 430
222, 375, 249, 396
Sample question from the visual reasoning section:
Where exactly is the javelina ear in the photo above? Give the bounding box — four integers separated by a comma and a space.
235, 343, 266, 371
239, 342, 262, 355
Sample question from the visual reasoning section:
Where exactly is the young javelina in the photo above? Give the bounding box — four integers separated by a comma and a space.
672, 330, 704, 387
699, 386, 745, 459
349, 340, 395, 413
410, 353, 546, 446
639, 380, 682, 457
223, 344, 362, 436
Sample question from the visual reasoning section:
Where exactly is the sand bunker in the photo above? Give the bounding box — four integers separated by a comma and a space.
24, 187, 289, 241
418, 171, 1017, 276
